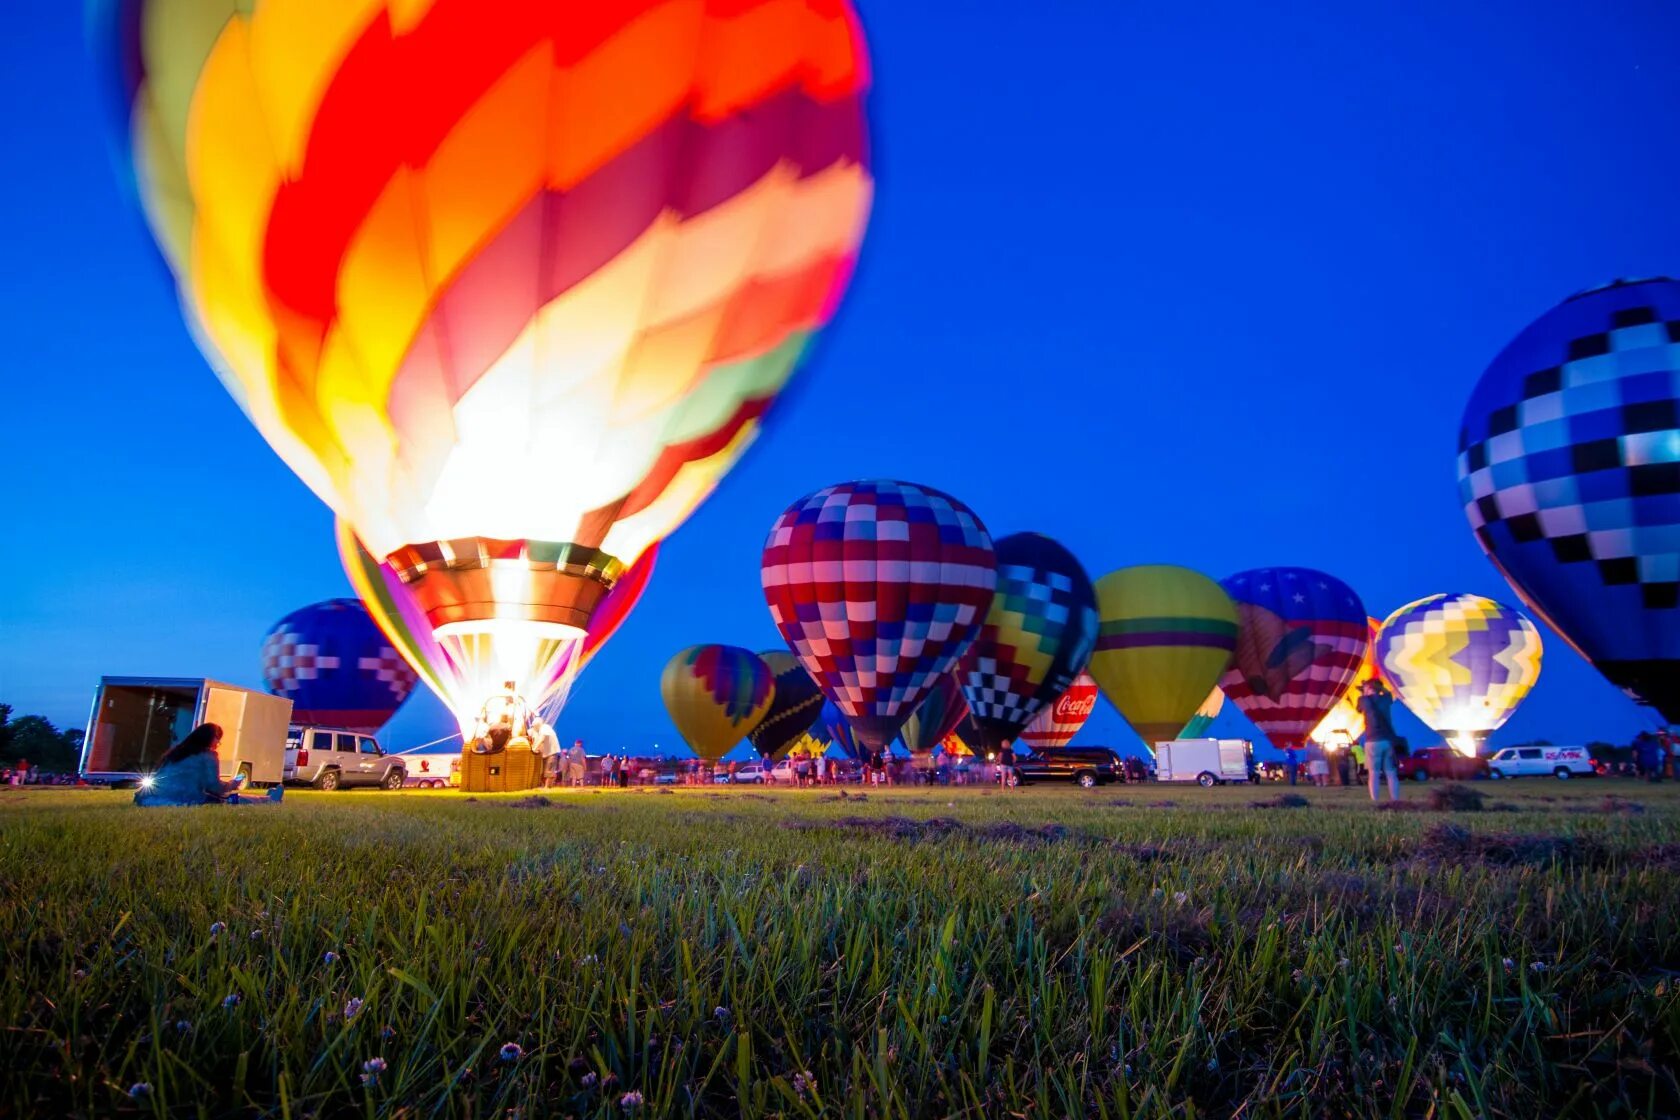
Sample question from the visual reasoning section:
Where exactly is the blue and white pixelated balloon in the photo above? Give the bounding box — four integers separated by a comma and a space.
1459, 277, 1680, 721
260, 599, 418, 734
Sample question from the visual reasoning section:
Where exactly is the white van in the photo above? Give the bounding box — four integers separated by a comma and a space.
1155, 738, 1253, 786
1485, 744, 1597, 780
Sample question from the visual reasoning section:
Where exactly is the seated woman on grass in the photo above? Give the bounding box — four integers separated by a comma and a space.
134, 723, 283, 807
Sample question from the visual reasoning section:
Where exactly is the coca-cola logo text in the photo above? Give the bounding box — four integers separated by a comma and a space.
1054, 691, 1097, 719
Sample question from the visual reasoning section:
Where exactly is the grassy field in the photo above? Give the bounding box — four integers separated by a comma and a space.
3, 780, 1679, 1118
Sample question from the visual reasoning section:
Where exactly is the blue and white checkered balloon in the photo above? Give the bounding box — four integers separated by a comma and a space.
1459, 277, 1680, 721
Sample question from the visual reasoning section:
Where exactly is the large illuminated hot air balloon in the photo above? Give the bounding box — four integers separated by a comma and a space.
340, 522, 655, 721
1221, 568, 1369, 751
260, 599, 417, 733
95, 1, 873, 735
1375, 594, 1542, 755
747, 651, 825, 759
1017, 672, 1099, 751
1308, 618, 1382, 749
661, 646, 775, 761
1088, 566, 1238, 751
762, 481, 997, 751
957, 533, 1099, 752
1178, 688, 1225, 740
900, 673, 971, 756
1460, 278, 1680, 721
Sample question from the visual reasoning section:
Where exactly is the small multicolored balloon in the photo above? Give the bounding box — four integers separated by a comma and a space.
1375, 594, 1542, 750
1460, 277, 1680, 721
899, 673, 972, 756
1088, 565, 1238, 748
261, 599, 416, 734
956, 533, 1099, 752
660, 646, 775, 761
762, 480, 997, 751
1016, 672, 1100, 751
1220, 568, 1369, 751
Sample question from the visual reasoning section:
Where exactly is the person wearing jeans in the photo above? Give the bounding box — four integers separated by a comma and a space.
1358, 679, 1401, 804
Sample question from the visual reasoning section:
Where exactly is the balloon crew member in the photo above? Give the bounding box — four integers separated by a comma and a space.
474, 680, 532, 753
1358, 679, 1402, 804
998, 742, 1016, 789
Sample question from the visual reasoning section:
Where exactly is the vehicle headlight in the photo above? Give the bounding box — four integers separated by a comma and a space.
139, 775, 156, 790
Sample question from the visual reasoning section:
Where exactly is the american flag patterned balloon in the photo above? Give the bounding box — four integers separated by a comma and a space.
957, 533, 1099, 752
762, 481, 997, 751
1220, 568, 1369, 751
260, 599, 417, 734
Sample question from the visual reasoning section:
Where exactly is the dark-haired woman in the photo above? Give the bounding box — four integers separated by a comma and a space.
134, 723, 283, 807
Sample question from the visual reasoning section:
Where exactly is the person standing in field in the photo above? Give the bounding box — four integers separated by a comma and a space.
998, 743, 1016, 789
1358, 679, 1402, 804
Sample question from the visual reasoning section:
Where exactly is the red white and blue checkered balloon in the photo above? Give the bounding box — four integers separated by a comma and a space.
762, 480, 998, 750
260, 599, 418, 734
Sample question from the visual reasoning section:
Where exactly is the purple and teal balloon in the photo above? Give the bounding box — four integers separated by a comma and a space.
1460, 278, 1680, 721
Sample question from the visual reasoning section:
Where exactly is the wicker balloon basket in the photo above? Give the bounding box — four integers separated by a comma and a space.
459, 739, 544, 793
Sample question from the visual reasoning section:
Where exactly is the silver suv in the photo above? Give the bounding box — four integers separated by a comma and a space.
284, 727, 405, 791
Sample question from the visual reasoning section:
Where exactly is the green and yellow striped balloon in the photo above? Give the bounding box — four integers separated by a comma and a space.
1089, 565, 1239, 749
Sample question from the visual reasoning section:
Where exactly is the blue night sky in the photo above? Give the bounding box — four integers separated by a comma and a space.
5, 2, 1680, 758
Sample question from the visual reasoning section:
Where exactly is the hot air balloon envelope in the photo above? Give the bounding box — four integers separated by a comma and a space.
1221, 568, 1368, 751
660, 646, 775, 761
761, 480, 997, 750
97, 0, 873, 732
260, 599, 416, 734
957, 533, 1099, 752
1375, 594, 1542, 753
1460, 278, 1680, 721
1088, 565, 1238, 749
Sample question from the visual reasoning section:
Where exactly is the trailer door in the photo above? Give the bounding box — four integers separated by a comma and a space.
201, 686, 249, 782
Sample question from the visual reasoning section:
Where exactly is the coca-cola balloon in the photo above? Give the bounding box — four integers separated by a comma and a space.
1017, 672, 1099, 751
762, 481, 997, 751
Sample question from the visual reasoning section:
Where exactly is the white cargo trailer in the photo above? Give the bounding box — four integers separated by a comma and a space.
1154, 738, 1253, 786
80, 677, 292, 787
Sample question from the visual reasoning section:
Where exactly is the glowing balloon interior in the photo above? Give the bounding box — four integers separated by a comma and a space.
340, 521, 655, 731
97, 0, 873, 728
1307, 618, 1382, 750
